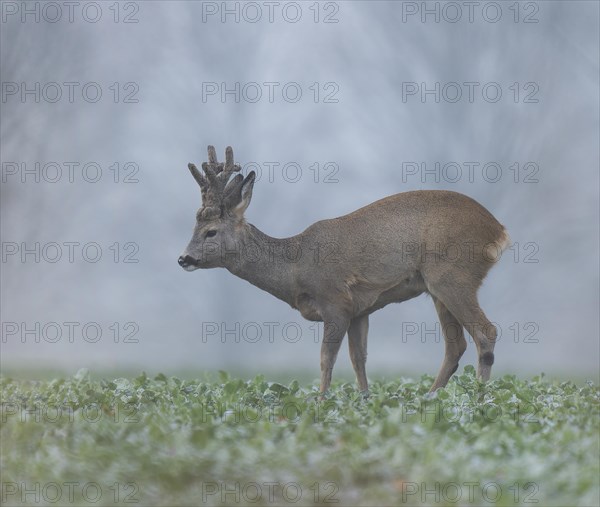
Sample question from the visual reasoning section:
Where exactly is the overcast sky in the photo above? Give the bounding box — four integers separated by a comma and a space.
1, 1, 598, 380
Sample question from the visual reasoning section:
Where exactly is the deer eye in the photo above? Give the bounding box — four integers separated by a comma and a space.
205, 230, 217, 238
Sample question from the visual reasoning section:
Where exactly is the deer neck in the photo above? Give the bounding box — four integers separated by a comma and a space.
226, 223, 300, 305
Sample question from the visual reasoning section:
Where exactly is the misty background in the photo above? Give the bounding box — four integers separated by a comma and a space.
1, 1, 598, 380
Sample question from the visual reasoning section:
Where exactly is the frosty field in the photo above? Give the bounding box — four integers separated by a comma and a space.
1, 368, 598, 506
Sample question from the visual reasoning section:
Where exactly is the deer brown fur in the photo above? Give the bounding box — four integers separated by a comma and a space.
179, 146, 510, 393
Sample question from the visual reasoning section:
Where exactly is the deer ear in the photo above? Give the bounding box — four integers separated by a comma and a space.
232, 171, 256, 217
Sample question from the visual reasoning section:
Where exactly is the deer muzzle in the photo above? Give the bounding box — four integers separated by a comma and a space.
178, 255, 200, 271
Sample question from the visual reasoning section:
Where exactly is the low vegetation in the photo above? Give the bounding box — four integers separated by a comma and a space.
1, 368, 598, 506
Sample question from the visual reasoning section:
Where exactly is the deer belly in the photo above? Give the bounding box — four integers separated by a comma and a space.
369, 273, 426, 312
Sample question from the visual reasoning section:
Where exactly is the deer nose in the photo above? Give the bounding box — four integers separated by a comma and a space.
178, 255, 195, 268
177, 255, 198, 269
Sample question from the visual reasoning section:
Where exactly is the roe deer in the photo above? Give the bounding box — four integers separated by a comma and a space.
179, 146, 510, 393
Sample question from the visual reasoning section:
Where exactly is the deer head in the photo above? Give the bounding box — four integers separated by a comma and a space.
178, 146, 256, 271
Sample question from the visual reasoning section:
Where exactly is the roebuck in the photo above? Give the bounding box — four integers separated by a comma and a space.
179, 146, 510, 393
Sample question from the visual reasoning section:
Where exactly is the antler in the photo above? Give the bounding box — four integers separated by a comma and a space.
188, 146, 243, 216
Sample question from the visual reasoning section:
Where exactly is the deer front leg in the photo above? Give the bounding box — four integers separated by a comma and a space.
320, 318, 350, 394
348, 314, 369, 393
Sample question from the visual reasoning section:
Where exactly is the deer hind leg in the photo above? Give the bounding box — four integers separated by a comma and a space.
429, 296, 467, 392
348, 314, 369, 392
428, 286, 497, 383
